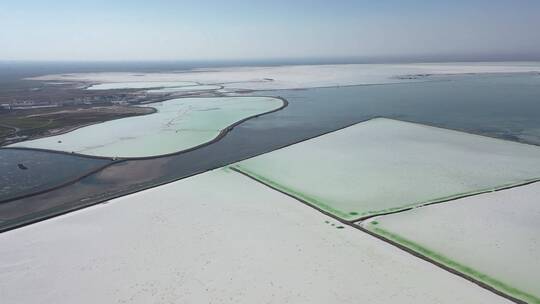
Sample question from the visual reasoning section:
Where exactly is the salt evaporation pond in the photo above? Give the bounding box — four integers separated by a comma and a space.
86, 81, 198, 90
4, 74, 540, 232
363, 182, 540, 304
232, 118, 540, 220
146, 84, 222, 94
0, 168, 506, 304
9, 97, 283, 158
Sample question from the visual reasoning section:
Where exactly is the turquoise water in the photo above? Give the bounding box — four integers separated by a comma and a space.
9, 97, 283, 158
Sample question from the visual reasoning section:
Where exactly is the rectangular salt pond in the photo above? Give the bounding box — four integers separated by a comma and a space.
0, 168, 506, 304
86, 81, 198, 90
232, 118, 540, 220
362, 182, 540, 304
9, 97, 283, 158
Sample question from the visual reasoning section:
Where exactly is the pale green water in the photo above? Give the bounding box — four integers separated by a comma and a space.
0, 167, 506, 303
10, 97, 283, 158
364, 182, 540, 304
233, 118, 540, 220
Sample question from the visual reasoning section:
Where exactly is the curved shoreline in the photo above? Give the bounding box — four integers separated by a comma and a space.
2, 95, 288, 161
1, 114, 534, 219
0, 97, 289, 226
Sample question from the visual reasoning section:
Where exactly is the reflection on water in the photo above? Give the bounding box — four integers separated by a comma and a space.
0, 149, 111, 203
258, 73, 540, 145
10, 97, 283, 158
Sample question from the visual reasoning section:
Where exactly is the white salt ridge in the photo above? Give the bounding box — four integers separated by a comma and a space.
9, 97, 283, 158
363, 181, 540, 303
32, 62, 540, 90
86, 81, 198, 90
146, 84, 222, 93
233, 118, 540, 219
0, 169, 508, 304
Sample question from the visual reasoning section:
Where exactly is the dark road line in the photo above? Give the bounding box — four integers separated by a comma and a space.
230, 166, 526, 304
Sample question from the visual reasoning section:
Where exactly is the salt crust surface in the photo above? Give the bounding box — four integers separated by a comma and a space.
234, 118, 540, 219
364, 181, 540, 300
0, 169, 507, 304
33, 62, 540, 90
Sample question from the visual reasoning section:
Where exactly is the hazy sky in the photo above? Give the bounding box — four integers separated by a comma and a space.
1, 0, 540, 61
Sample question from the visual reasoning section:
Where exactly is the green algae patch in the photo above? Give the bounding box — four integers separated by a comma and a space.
363, 182, 540, 304
366, 223, 540, 304
233, 165, 353, 220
